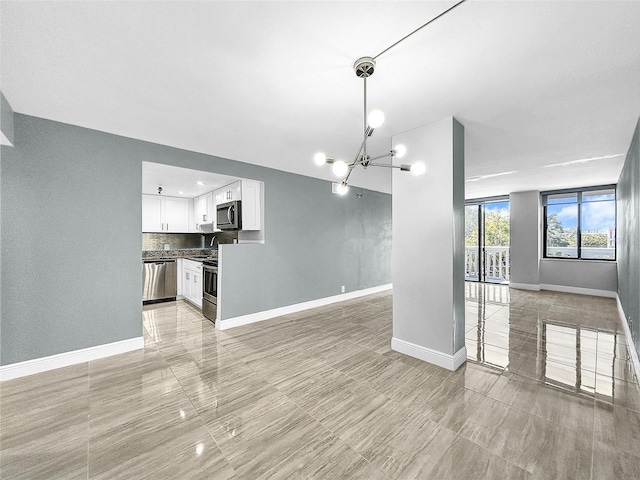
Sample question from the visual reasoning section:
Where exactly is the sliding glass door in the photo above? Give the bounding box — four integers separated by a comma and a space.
465, 198, 510, 284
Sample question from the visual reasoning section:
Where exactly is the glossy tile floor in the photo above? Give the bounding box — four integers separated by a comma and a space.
2, 283, 639, 479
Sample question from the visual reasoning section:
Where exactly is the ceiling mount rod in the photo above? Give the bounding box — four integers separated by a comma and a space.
363, 75, 368, 162
373, 0, 468, 60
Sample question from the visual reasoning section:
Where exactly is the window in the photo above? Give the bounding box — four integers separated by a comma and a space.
543, 186, 616, 260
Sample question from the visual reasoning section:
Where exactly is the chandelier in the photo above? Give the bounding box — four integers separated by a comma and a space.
313, 56, 426, 195
312, 0, 469, 195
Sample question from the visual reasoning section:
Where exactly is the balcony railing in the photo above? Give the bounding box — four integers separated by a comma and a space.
465, 246, 510, 283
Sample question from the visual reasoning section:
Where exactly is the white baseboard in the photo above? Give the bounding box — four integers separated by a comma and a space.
539, 284, 617, 298
217, 284, 393, 331
0, 336, 144, 382
509, 283, 541, 291
510, 282, 617, 298
616, 295, 640, 382
391, 337, 467, 371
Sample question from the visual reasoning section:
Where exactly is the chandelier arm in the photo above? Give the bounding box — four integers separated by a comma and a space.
367, 163, 402, 169
343, 165, 355, 184
372, 0, 468, 60
352, 137, 368, 165
367, 152, 394, 162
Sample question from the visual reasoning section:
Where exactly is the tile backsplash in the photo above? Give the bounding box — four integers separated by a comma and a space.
142, 233, 203, 250
203, 231, 238, 246
142, 231, 240, 250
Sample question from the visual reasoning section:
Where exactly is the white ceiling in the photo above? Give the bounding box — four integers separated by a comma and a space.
142, 162, 241, 198
1, 1, 639, 197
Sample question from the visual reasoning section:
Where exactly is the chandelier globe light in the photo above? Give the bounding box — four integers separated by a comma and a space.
331, 160, 349, 177
335, 181, 349, 195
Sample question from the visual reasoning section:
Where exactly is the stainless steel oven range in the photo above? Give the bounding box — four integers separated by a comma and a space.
202, 259, 217, 323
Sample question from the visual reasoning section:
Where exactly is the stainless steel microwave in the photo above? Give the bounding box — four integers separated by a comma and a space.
216, 200, 242, 230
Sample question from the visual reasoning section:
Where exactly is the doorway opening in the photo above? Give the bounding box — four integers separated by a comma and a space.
465, 197, 510, 284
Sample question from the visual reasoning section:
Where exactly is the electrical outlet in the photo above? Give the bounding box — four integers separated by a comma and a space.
341, 285, 345, 293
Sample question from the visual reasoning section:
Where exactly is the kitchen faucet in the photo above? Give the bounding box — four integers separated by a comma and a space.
210, 236, 219, 249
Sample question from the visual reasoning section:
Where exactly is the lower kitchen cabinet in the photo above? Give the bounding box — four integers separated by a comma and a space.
181, 259, 203, 308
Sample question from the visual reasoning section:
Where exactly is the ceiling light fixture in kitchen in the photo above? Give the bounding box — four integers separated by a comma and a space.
313, 0, 467, 195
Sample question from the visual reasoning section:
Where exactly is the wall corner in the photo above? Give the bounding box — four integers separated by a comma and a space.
1, 91, 15, 147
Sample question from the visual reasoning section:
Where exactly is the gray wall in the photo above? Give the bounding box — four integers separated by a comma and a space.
540, 259, 617, 292
617, 118, 640, 357
1, 115, 142, 365
452, 119, 465, 352
0, 95, 5, 364
219, 184, 391, 319
392, 117, 465, 356
509, 191, 540, 286
1, 114, 391, 365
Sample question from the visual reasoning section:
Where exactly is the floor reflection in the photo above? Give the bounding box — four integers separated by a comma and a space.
465, 282, 636, 402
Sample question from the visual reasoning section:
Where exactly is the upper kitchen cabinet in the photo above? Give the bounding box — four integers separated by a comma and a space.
214, 181, 241, 204
194, 192, 213, 232
214, 179, 262, 231
142, 195, 162, 232
141, 195, 189, 233
164, 197, 190, 232
239, 179, 261, 231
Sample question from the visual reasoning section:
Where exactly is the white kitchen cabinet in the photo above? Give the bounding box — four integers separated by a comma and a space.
239, 179, 261, 231
194, 192, 214, 231
215, 181, 241, 204
142, 195, 163, 232
195, 194, 207, 223
164, 197, 189, 232
142, 195, 189, 233
182, 259, 203, 308
192, 271, 202, 306
213, 180, 262, 231
176, 259, 183, 295
188, 198, 198, 233
181, 267, 191, 299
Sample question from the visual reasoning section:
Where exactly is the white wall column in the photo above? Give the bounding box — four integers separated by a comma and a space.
391, 117, 466, 371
